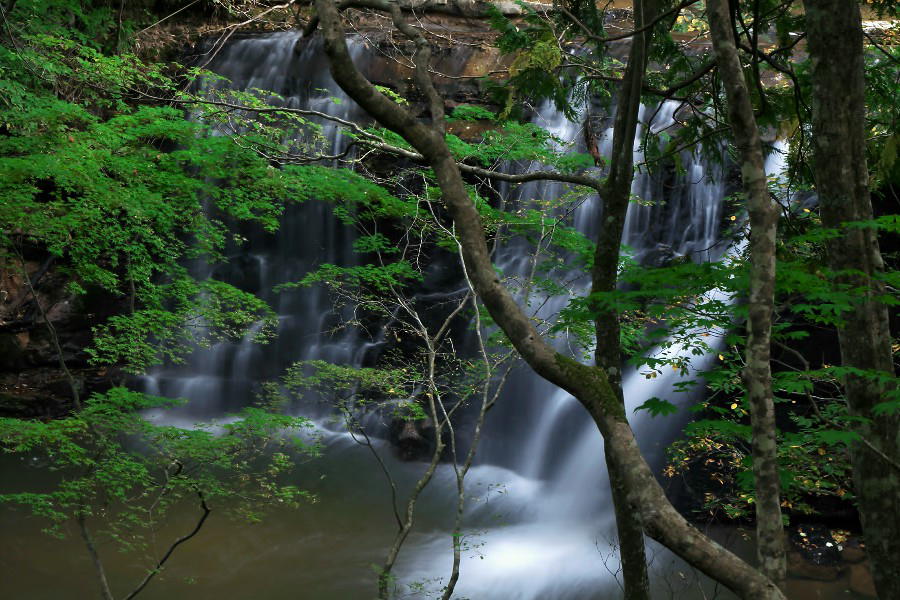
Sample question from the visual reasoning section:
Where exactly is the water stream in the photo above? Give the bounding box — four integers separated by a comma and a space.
1, 32, 757, 599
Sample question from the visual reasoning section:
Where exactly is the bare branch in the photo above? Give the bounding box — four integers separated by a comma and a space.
123, 493, 212, 600
555, 0, 699, 44
133, 0, 202, 39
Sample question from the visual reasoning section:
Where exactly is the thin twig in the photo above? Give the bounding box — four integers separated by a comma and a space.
78, 514, 116, 600
123, 492, 212, 600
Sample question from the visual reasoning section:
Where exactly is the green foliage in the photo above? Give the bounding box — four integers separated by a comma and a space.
667, 393, 857, 519
486, 4, 575, 119
859, 23, 900, 187
0, 2, 329, 585
375, 85, 409, 105
0, 3, 389, 375
0, 388, 316, 543
635, 397, 678, 417
657, 211, 899, 520
283, 261, 424, 294
363, 118, 595, 173
282, 164, 412, 222
273, 360, 420, 415
353, 233, 400, 255
449, 104, 497, 121
188, 82, 331, 161
88, 279, 277, 372
555, 255, 739, 366
5, 0, 125, 51
557, 193, 897, 523
2, 0, 897, 587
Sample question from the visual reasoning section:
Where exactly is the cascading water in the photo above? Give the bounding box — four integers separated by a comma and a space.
141, 33, 371, 425
0, 32, 760, 600
410, 97, 741, 599
148, 33, 743, 599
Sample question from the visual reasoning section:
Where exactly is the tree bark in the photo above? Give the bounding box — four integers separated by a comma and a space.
707, 0, 785, 587
802, 2, 900, 597
312, 1, 785, 597
589, 0, 659, 597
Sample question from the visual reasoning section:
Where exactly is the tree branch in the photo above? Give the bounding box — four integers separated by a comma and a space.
122, 492, 211, 600
78, 514, 116, 600
145, 92, 608, 193
555, 0, 699, 44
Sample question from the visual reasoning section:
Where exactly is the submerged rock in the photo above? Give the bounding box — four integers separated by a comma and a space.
787, 551, 845, 581
390, 416, 436, 461
848, 563, 877, 598
791, 523, 842, 566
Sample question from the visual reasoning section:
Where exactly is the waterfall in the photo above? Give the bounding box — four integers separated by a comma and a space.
141, 32, 743, 599
141, 33, 370, 425
406, 96, 738, 599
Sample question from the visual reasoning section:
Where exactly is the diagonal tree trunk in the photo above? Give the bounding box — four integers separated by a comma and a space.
311, 1, 785, 597
707, 0, 786, 587
802, 2, 900, 597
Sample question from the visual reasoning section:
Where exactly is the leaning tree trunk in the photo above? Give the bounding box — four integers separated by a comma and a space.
707, 0, 786, 587
803, 2, 900, 597
588, 1, 659, 597
311, 1, 785, 597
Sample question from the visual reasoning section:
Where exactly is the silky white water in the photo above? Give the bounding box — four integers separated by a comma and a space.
136, 32, 745, 599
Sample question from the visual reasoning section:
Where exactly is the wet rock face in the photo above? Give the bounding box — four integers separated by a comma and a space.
0, 366, 118, 418
642, 243, 687, 268
838, 537, 867, 564
347, 0, 554, 18
0, 257, 121, 417
361, 37, 507, 111
212, 254, 264, 294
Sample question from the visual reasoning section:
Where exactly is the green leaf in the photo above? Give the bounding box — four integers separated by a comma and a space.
634, 397, 678, 417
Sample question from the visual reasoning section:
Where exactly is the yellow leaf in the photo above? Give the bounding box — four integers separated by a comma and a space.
730, 403, 738, 410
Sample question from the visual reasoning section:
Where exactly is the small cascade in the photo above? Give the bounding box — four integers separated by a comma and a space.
478, 97, 732, 477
